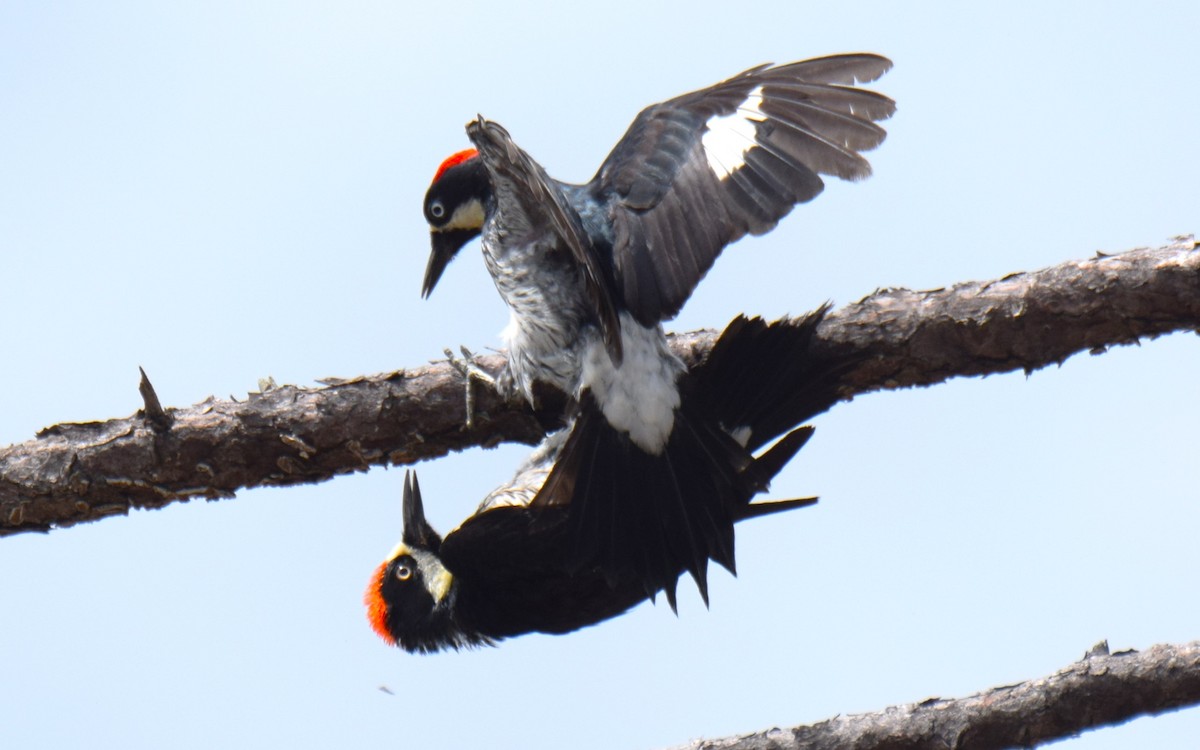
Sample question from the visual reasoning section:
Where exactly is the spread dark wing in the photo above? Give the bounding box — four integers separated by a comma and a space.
440, 506, 569, 587
440, 506, 652, 637
591, 54, 895, 326
466, 117, 624, 362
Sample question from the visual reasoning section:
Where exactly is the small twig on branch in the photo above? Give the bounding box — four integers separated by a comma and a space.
137, 367, 173, 432
0, 236, 1195, 536
667, 640, 1200, 750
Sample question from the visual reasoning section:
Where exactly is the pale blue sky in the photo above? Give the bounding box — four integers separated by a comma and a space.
2, 2, 1198, 748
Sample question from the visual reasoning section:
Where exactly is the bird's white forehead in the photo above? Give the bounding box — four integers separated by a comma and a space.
385, 541, 412, 562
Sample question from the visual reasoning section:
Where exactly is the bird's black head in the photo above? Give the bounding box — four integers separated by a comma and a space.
422, 148, 490, 298
365, 472, 489, 654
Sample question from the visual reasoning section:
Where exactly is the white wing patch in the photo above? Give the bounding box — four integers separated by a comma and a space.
701, 85, 766, 179
581, 313, 684, 455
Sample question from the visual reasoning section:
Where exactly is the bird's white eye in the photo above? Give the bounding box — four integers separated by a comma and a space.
430, 201, 446, 219
395, 564, 413, 581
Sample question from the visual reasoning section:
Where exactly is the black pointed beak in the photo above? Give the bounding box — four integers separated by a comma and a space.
402, 471, 442, 551
422, 229, 478, 298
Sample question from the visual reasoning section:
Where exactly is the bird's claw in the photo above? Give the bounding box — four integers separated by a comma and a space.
443, 346, 496, 429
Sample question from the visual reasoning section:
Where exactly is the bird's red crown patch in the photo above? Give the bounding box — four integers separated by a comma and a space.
364, 563, 395, 645
433, 148, 479, 182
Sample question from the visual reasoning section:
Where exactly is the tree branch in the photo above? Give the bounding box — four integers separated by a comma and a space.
1, 236, 1195, 536
667, 640, 1200, 750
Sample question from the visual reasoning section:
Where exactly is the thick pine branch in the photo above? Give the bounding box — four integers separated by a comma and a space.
667, 640, 1200, 750
1, 236, 1196, 536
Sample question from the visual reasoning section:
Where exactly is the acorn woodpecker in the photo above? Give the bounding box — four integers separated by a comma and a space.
367, 309, 859, 653
420, 54, 893, 600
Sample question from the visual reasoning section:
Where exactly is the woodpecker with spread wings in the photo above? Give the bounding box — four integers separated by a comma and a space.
367, 310, 857, 653
420, 54, 893, 600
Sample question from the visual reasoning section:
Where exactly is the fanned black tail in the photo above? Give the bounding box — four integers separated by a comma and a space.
535, 306, 859, 605
687, 304, 853, 454
537, 394, 756, 607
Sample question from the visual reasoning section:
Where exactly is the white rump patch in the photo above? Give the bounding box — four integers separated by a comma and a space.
727, 425, 753, 448
580, 314, 684, 455
701, 85, 767, 179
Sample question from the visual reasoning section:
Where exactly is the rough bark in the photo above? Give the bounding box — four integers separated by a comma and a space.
1, 236, 1196, 536
667, 640, 1200, 750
